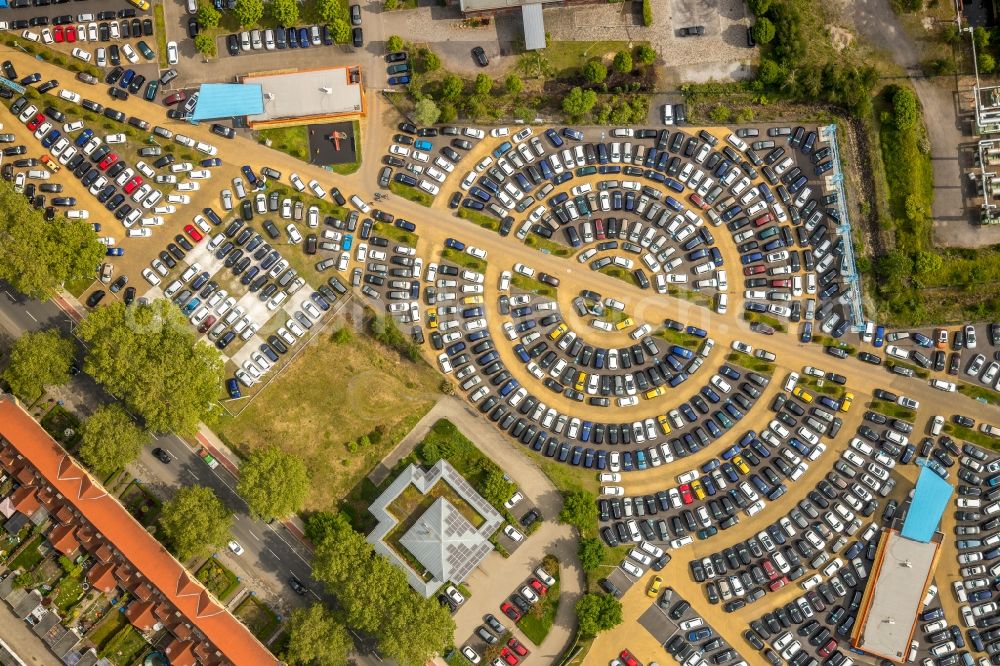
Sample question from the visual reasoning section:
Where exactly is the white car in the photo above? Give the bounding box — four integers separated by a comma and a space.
731, 340, 753, 354
227, 540, 244, 556
122, 44, 139, 64
504, 492, 523, 509
166, 41, 179, 64
290, 173, 305, 191
503, 525, 524, 542
490, 127, 510, 138
71, 47, 92, 62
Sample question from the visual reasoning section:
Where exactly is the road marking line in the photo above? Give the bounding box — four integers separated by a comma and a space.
267, 547, 279, 558
248, 531, 260, 541
25, 311, 36, 322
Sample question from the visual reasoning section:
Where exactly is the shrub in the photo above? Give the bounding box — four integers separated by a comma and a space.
641, 0, 652, 26
612, 50, 632, 74
386, 35, 404, 52
582, 60, 607, 84
634, 44, 656, 65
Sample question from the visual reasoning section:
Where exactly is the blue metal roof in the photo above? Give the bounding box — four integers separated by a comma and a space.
190, 83, 264, 121
901, 465, 954, 543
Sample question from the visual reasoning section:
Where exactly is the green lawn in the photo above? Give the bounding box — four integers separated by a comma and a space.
374, 221, 418, 246
234, 596, 280, 641
958, 382, 1000, 406
457, 208, 500, 232
869, 399, 916, 421
196, 558, 241, 602
518, 577, 560, 645
655, 328, 704, 348
153, 5, 168, 68
53, 568, 85, 613
9, 535, 43, 572
511, 275, 556, 298
524, 233, 572, 257
389, 181, 433, 207
544, 40, 647, 78
742, 311, 788, 333
258, 126, 310, 162
99, 623, 149, 666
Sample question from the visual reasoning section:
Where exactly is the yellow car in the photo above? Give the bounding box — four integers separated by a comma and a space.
647, 575, 662, 599
840, 392, 854, 413
574, 371, 586, 392
615, 317, 635, 331
426, 309, 438, 329
128, 0, 150, 9
657, 414, 672, 435
733, 455, 750, 475
691, 479, 706, 500
548, 323, 568, 341
40, 155, 61, 173
792, 386, 814, 403
462, 295, 484, 305
645, 386, 666, 400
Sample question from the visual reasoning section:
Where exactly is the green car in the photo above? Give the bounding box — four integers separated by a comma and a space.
144, 79, 159, 101
136, 40, 155, 61
575, 166, 597, 176
386, 63, 410, 75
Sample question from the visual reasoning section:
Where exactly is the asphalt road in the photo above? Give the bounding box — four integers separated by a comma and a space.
0, 282, 322, 614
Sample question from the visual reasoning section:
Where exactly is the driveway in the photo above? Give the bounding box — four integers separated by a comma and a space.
412, 397, 583, 665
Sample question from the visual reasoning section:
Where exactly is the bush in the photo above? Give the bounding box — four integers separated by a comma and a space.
612, 50, 632, 74
641, 0, 653, 26
891, 85, 919, 131
505, 74, 523, 95
634, 44, 656, 66
582, 60, 607, 84
751, 18, 775, 45
386, 35, 404, 52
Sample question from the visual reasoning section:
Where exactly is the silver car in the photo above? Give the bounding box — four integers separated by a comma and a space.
240, 31, 251, 51
251, 29, 263, 49
264, 28, 275, 50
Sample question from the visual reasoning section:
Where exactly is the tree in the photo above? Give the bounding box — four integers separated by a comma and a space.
559, 489, 598, 533
747, 0, 770, 15
613, 50, 632, 74
474, 73, 492, 96
3, 329, 74, 401
159, 486, 231, 561
78, 404, 147, 479
304, 511, 341, 544
578, 538, 604, 571
330, 18, 351, 43
0, 183, 104, 301
438, 103, 457, 123
479, 468, 517, 510
751, 18, 775, 45
441, 74, 463, 101
875, 250, 913, 284
981, 53, 997, 74
196, 0, 221, 28
413, 98, 441, 125
756, 58, 782, 86
891, 85, 919, 131
233, 0, 263, 26
915, 251, 943, 276
312, 516, 375, 585
284, 604, 352, 666
269, 0, 299, 26
634, 44, 656, 66
562, 87, 597, 119
237, 445, 309, 521
422, 49, 441, 72
77, 300, 224, 435
576, 593, 623, 637
384, 0, 398, 8
975, 26, 990, 53
386, 35, 404, 53
505, 74, 523, 95
316, 0, 348, 23
582, 60, 607, 84
194, 33, 217, 57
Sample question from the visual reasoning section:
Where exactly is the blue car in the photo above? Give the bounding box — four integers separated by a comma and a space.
241, 165, 257, 185
874, 325, 885, 347
75, 128, 93, 147
444, 237, 465, 251
414, 139, 432, 151
544, 128, 563, 148
298, 28, 310, 48
106, 247, 123, 256
800, 322, 813, 343
201, 158, 222, 167
41, 129, 60, 148
226, 378, 241, 399
388, 75, 410, 86
120, 69, 134, 88
342, 234, 353, 251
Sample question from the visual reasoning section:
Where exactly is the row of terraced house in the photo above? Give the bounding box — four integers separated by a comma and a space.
0, 394, 278, 666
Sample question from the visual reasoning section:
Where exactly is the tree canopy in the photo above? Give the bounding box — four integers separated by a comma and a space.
891, 85, 920, 131
0, 182, 104, 300
78, 404, 147, 479
237, 445, 309, 521
2, 329, 74, 401
474, 74, 492, 96
634, 44, 656, 66
559, 489, 598, 533
751, 18, 775, 45
578, 537, 604, 571
284, 604, 352, 666
196, 0, 220, 28
159, 486, 231, 561
77, 300, 224, 435
413, 98, 441, 126
316, 0, 347, 22
233, 0, 263, 26
194, 33, 216, 57
386, 35, 404, 53
582, 60, 607, 84
269, 0, 299, 25
562, 87, 597, 119
505, 74, 523, 95
575, 593, 623, 637
613, 50, 632, 74
311, 514, 455, 664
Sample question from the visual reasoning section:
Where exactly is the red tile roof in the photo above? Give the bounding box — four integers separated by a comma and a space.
85, 562, 117, 593
125, 600, 157, 631
46, 523, 79, 556
0, 398, 279, 665
165, 637, 198, 666
10, 486, 39, 515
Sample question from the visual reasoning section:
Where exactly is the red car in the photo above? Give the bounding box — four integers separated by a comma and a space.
163, 91, 187, 106
529, 578, 547, 596
500, 601, 520, 622
98, 153, 118, 170
768, 576, 788, 592
818, 639, 838, 658
743, 265, 766, 276
499, 647, 518, 665
198, 315, 216, 333
184, 224, 204, 242
679, 483, 694, 505
123, 175, 143, 194
65, 26, 76, 42
26, 113, 45, 131
507, 638, 528, 657
53, 26, 64, 42
620, 649, 640, 666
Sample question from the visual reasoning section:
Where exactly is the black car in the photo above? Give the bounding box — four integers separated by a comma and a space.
152, 447, 171, 463
226, 34, 240, 56
472, 46, 488, 67
188, 17, 200, 39
352, 27, 363, 48
386, 51, 407, 62
288, 576, 308, 595
211, 123, 236, 138
86, 290, 106, 307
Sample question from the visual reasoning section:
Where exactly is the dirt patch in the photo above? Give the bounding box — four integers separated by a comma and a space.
829, 26, 854, 52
